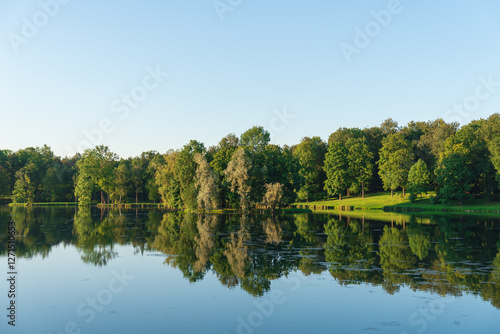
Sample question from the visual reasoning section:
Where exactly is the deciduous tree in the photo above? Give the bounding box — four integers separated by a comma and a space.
225, 148, 252, 210
194, 153, 219, 210
378, 133, 414, 196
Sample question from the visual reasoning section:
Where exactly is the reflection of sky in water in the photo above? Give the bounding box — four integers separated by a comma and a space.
3, 245, 498, 334
0, 208, 499, 333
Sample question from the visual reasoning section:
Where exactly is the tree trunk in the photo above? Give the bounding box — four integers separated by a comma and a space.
339, 194, 342, 201
101, 191, 104, 204
402, 187, 405, 197
391, 188, 393, 197
362, 182, 365, 199
136, 191, 138, 204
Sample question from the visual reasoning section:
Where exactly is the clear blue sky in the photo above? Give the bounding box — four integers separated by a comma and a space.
1, 0, 500, 158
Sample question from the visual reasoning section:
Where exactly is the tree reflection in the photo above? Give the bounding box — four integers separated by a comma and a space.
407, 217, 430, 261
378, 225, 417, 294
325, 217, 380, 285
1, 206, 499, 308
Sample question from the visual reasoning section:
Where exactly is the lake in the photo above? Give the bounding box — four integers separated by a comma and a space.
1, 206, 499, 333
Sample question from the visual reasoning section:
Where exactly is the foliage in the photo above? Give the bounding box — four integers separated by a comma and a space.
12, 163, 37, 204
407, 159, 431, 202
436, 122, 495, 204
239, 126, 270, 153
378, 133, 414, 195
175, 140, 206, 209
194, 153, 219, 210
0, 165, 10, 196
225, 148, 252, 210
324, 142, 349, 199
293, 136, 327, 202
155, 150, 181, 208
112, 162, 129, 203
1, 116, 499, 208
74, 146, 118, 205
262, 183, 284, 212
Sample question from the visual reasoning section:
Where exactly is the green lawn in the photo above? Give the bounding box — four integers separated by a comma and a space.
294, 192, 414, 210
295, 192, 500, 214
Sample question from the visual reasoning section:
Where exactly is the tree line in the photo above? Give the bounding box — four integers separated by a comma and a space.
1, 114, 500, 208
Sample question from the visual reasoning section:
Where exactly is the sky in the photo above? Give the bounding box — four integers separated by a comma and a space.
1, 0, 500, 158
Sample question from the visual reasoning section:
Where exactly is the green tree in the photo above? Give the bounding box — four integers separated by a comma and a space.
239, 126, 270, 154
112, 162, 129, 203
482, 113, 500, 189
324, 141, 350, 200
362, 126, 384, 192
328, 127, 363, 145
240, 127, 272, 204
210, 133, 240, 208
436, 143, 474, 204
414, 119, 458, 173
75, 146, 118, 205
347, 137, 373, 198
261, 144, 299, 206
74, 170, 94, 205
378, 133, 414, 196
175, 140, 206, 209
407, 159, 430, 201
293, 137, 327, 201
280, 145, 301, 205
155, 150, 181, 208
0, 165, 10, 196
131, 157, 145, 203
146, 153, 165, 203
379, 118, 399, 136
41, 166, 63, 202
436, 121, 495, 203
8, 145, 55, 201
12, 163, 37, 204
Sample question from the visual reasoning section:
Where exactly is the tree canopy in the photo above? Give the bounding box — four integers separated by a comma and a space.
2, 115, 500, 207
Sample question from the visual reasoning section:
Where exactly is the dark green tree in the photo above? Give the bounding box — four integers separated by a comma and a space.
293, 137, 327, 201
324, 141, 350, 200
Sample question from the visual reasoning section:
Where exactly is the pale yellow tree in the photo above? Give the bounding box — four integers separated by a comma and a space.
224, 148, 252, 211
262, 182, 284, 214
194, 153, 219, 210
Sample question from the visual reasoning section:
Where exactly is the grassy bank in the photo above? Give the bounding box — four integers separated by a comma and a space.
387, 198, 500, 214
295, 192, 500, 214
294, 192, 414, 210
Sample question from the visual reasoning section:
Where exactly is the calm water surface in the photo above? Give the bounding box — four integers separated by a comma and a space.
0, 206, 499, 333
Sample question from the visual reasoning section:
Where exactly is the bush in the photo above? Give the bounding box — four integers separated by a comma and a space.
429, 196, 438, 205
439, 196, 449, 205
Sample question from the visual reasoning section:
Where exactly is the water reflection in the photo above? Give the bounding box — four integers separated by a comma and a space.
1, 206, 499, 308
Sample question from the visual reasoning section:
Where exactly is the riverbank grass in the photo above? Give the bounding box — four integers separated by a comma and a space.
295, 192, 500, 213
